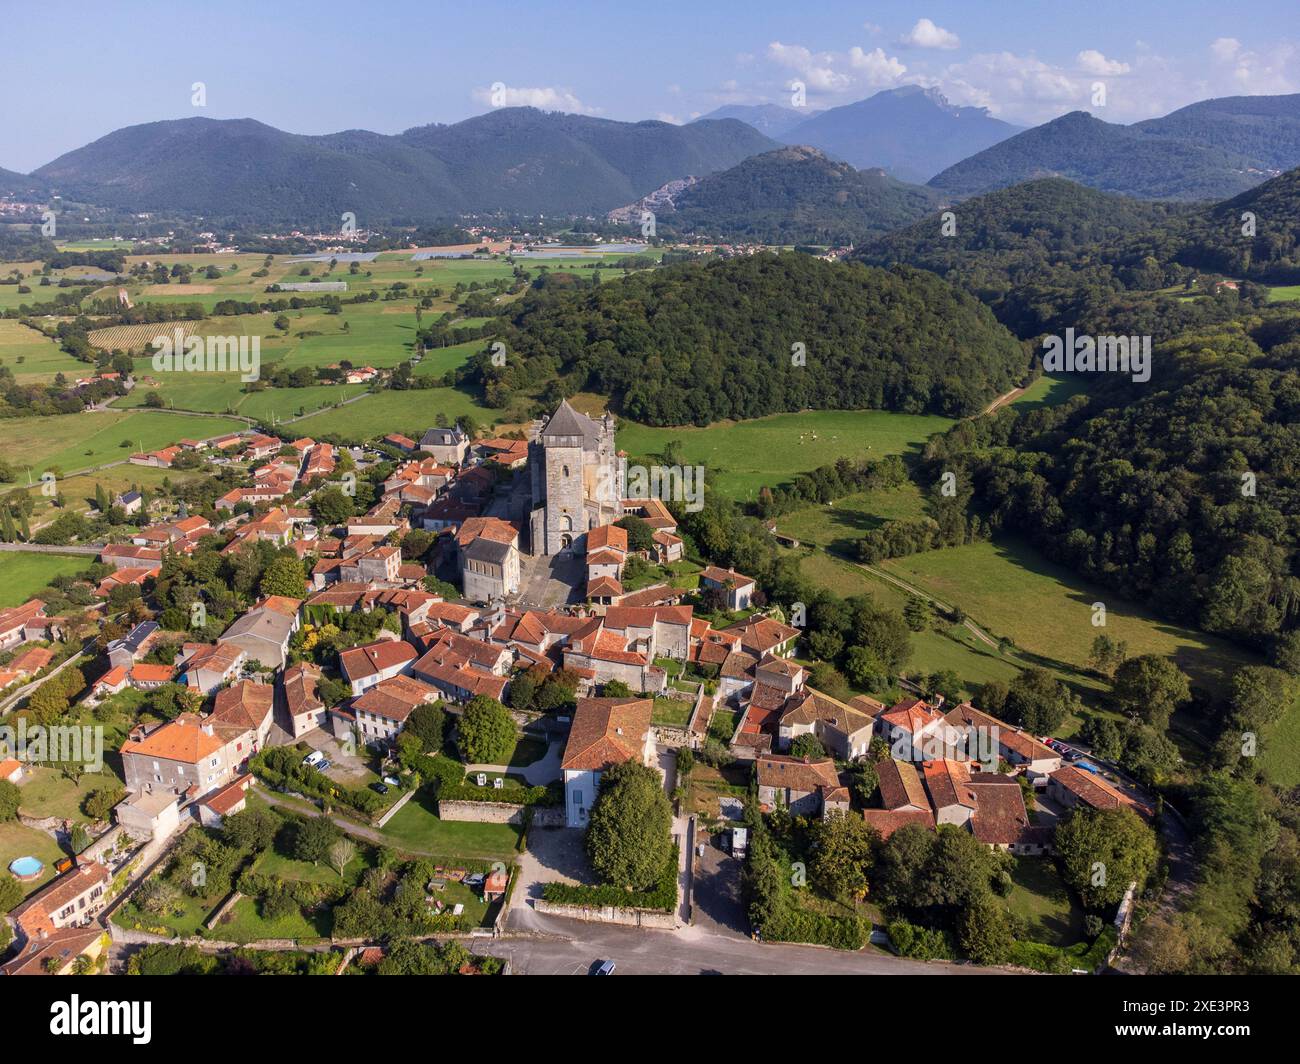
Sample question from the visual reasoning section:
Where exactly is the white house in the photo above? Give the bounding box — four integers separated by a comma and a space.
560, 697, 656, 828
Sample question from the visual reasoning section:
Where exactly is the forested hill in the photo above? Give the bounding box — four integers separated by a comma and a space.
658, 146, 942, 245
476, 252, 1029, 425
927, 110, 1265, 201
854, 175, 1297, 337
923, 313, 1300, 654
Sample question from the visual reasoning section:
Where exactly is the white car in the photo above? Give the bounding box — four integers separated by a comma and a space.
302, 750, 325, 768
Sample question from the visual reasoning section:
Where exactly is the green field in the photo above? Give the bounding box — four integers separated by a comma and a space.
1009, 373, 1089, 411
777, 483, 929, 555
0, 551, 93, 607
0, 319, 87, 382
286, 386, 496, 441
0, 409, 247, 476
1003, 856, 1084, 947
1267, 284, 1300, 302
617, 409, 955, 501
877, 538, 1253, 700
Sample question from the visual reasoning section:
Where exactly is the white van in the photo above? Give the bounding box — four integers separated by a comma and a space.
302, 750, 325, 768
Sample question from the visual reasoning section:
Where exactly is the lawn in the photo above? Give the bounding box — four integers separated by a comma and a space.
379, 789, 521, 858
616, 408, 954, 501
16, 767, 123, 822
0, 821, 66, 898
1258, 692, 1300, 787
1003, 856, 1084, 947
652, 696, 694, 727
1267, 284, 1300, 302
0, 551, 91, 607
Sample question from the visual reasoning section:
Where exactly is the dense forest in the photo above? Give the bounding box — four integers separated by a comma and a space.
476, 252, 1029, 425
658, 146, 941, 246
919, 314, 1300, 654
856, 175, 1292, 336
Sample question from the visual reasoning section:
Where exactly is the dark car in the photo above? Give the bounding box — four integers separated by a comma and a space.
371, 782, 389, 794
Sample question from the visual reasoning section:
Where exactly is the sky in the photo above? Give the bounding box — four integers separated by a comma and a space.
2, 0, 1298, 172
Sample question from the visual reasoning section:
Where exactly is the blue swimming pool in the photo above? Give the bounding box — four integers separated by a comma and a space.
8, 855, 44, 880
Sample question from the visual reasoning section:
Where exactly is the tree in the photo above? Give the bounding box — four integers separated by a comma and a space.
0, 873, 22, 914
1088, 633, 1128, 677
1055, 806, 1159, 909
903, 597, 932, 632
83, 786, 126, 821
615, 515, 655, 553
221, 806, 280, 851
602, 680, 633, 698
1004, 668, 1075, 734
1080, 715, 1124, 762
405, 702, 446, 753
259, 555, 306, 599
790, 733, 827, 760
456, 696, 516, 764
810, 811, 875, 900
327, 838, 356, 876
292, 816, 342, 865
311, 486, 354, 525
0, 780, 20, 821
586, 760, 673, 891
958, 890, 1012, 964
1112, 655, 1191, 729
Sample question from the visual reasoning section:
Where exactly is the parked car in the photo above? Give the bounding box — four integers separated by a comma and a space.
383, 776, 400, 787
593, 960, 616, 975
317, 759, 332, 771
371, 782, 389, 794
302, 750, 324, 767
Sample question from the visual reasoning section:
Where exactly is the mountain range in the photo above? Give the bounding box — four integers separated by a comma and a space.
5, 91, 1300, 227
700, 87, 1021, 183
28, 108, 778, 224
929, 95, 1300, 201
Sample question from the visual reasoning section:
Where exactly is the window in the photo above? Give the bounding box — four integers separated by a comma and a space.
573, 790, 583, 806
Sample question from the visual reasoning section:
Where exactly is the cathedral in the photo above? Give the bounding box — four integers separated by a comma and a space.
527, 400, 624, 556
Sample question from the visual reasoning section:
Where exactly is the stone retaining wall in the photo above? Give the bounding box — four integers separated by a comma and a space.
534, 898, 678, 929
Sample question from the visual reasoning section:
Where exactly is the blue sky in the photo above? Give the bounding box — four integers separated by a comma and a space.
2, 0, 1298, 171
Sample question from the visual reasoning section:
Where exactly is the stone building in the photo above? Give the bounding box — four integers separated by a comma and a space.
527, 400, 623, 556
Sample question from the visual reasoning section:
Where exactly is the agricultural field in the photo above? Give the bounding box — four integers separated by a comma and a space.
0, 409, 247, 476
0, 319, 87, 381
616, 408, 955, 501
286, 385, 497, 442
1267, 284, 1300, 302
0, 550, 91, 607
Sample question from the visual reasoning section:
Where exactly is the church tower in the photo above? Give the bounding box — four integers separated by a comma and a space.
526, 400, 622, 556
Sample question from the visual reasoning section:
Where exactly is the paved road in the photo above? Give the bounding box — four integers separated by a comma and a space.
481, 915, 996, 975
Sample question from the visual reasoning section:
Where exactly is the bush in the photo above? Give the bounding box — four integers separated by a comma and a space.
541, 846, 679, 912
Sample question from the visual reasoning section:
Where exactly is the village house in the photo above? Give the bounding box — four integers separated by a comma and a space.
210, 679, 276, 758
5, 860, 112, 943
699, 566, 757, 610
178, 642, 246, 694
349, 674, 439, 745
561, 697, 656, 828
756, 755, 851, 819
419, 424, 470, 465
0, 600, 51, 650
456, 516, 521, 601
339, 637, 418, 695
216, 598, 300, 670
119, 713, 244, 797
282, 662, 327, 737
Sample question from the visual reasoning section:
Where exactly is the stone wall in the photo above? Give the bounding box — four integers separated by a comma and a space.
534, 898, 678, 930
651, 724, 689, 749
438, 798, 527, 825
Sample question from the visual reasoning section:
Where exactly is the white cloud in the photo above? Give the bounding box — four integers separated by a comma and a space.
849, 46, 908, 85
1076, 50, 1131, 76
766, 41, 854, 92
471, 84, 599, 114
900, 18, 960, 51
655, 112, 682, 125
1207, 37, 1297, 93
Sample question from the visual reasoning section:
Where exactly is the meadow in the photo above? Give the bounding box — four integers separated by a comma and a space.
0, 409, 247, 476
0, 550, 91, 606
616, 408, 955, 501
